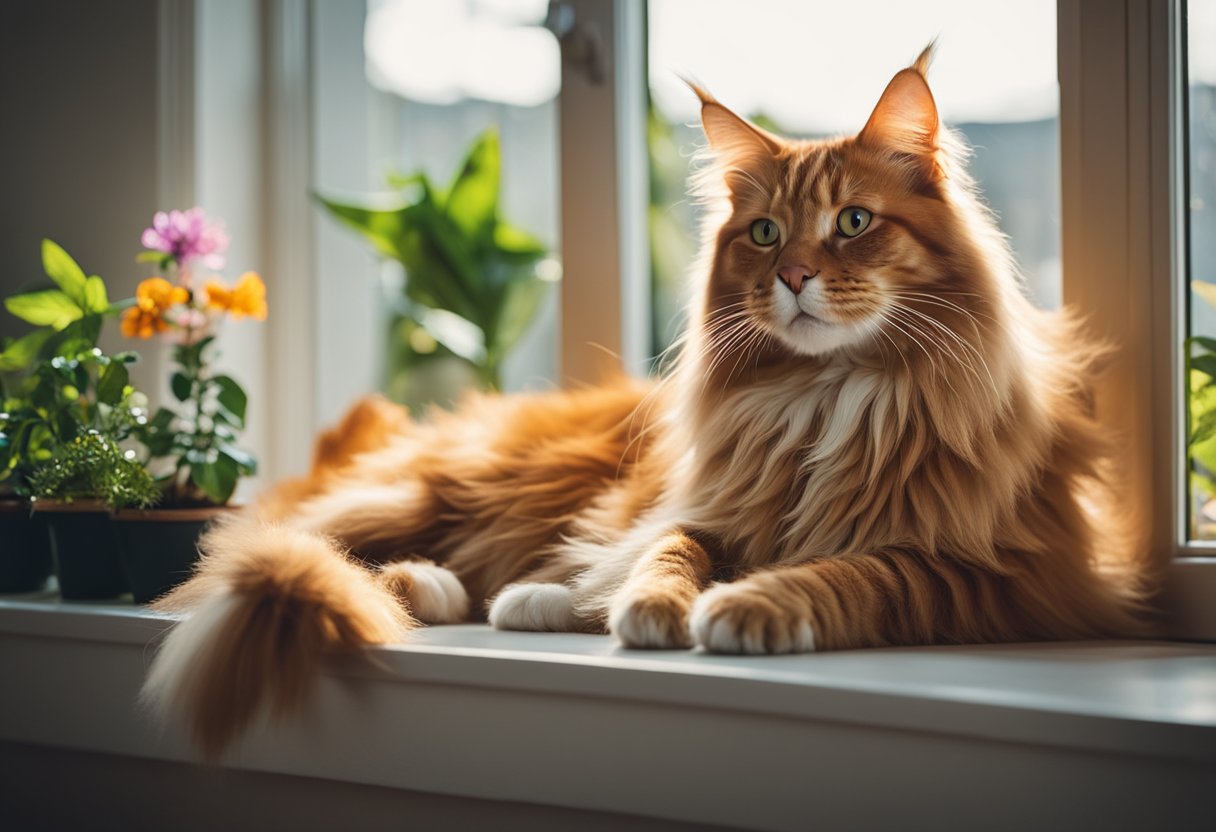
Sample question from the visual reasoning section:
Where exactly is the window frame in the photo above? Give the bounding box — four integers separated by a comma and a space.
554, 0, 652, 382
1059, 0, 1215, 638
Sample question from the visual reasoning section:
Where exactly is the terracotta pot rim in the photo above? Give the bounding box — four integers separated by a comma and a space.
113, 505, 240, 522
31, 499, 112, 514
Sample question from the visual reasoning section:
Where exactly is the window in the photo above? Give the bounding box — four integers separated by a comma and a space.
312, 0, 562, 426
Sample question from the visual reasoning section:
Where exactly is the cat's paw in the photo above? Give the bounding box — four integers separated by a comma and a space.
689, 583, 816, 654
488, 583, 580, 632
379, 560, 469, 624
609, 591, 694, 649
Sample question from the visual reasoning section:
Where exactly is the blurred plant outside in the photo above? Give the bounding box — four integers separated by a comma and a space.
1189, 283, 1216, 538
317, 128, 557, 412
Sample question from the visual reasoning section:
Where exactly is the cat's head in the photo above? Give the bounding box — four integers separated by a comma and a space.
692, 45, 1005, 363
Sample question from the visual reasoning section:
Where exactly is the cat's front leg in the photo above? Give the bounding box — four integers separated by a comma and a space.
690, 551, 991, 654
609, 531, 713, 649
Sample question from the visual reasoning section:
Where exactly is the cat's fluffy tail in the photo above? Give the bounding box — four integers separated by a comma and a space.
142, 517, 414, 761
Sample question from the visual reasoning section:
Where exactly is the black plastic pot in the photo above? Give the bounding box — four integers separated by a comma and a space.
113, 507, 230, 604
36, 501, 128, 600
0, 501, 54, 593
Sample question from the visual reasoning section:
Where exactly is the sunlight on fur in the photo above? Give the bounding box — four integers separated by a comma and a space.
144, 44, 1153, 760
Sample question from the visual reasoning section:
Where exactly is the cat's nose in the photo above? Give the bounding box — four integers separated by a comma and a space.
777, 265, 817, 295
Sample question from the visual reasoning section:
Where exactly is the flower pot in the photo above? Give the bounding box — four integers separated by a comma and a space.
113, 506, 233, 604
0, 501, 54, 593
35, 500, 128, 600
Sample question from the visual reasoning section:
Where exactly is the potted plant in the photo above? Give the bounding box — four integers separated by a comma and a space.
117, 208, 264, 603
0, 320, 63, 593
316, 127, 554, 409
3, 239, 153, 598
0, 360, 54, 593
30, 431, 158, 599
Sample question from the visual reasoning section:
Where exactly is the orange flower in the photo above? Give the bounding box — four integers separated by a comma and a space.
136, 276, 189, 313
121, 277, 189, 339
121, 306, 164, 339
206, 272, 267, 321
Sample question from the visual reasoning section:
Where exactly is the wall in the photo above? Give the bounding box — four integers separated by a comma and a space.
0, 0, 161, 391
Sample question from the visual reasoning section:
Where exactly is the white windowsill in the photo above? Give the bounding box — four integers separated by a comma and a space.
0, 596, 1213, 830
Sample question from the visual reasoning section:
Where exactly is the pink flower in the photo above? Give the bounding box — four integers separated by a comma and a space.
141, 208, 229, 270
166, 307, 213, 345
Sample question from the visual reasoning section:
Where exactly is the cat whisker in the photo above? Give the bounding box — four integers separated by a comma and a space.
885, 309, 990, 403
880, 311, 967, 400
888, 302, 999, 397
889, 291, 997, 348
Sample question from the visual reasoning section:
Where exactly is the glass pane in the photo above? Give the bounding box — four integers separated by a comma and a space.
1187, 0, 1216, 540
325, 0, 560, 412
647, 0, 1060, 359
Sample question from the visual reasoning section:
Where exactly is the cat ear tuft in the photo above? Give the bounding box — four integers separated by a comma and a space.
683, 78, 782, 161
911, 39, 937, 78
858, 45, 941, 172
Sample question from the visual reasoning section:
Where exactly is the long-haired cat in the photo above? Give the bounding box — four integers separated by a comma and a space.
144, 47, 1151, 759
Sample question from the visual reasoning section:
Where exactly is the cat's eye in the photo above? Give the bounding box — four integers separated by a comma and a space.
750, 218, 780, 246
836, 207, 872, 238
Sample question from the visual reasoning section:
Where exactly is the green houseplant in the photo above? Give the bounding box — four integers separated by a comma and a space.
316, 127, 554, 408
3, 240, 153, 598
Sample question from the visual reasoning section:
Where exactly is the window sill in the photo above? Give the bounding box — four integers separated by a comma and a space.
0, 597, 1213, 830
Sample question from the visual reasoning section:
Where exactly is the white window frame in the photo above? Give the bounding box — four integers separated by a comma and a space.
171, 0, 1212, 638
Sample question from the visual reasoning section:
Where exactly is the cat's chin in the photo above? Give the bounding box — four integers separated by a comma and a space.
771, 313, 871, 357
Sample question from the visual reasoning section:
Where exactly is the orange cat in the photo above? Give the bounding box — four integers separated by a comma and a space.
145, 47, 1151, 759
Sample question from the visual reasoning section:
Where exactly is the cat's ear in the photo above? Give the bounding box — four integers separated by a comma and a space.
858, 44, 942, 174
686, 80, 782, 164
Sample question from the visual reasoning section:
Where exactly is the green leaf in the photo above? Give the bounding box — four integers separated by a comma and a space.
493, 223, 547, 259
1193, 355, 1216, 380
141, 431, 177, 457
0, 329, 55, 372
82, 276, 109, 315
135, 251, 164, 263
5, 290, 82, 330
171, 372, 193, 402
213, 375, 247, 425
1191, 336, 1216, 355
190, 453, 239, 504
41, 239, 88, 307
54, 315, 103, 356
491, 277, 549, 359
219, 444, 257, 475
407, 201, 487, 321
1193, 409, 1216, 447
97, 362, 129, 405
138, 406, 179, 457
148, 407, 176, 432
446, 127, 500, 240
313, 195, 409, 260
385, 171, 431, 193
